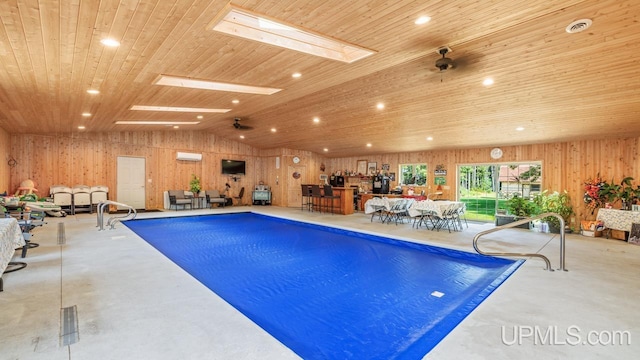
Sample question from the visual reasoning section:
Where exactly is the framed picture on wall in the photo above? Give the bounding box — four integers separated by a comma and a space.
357, 160, 367, 175
382, 163, 390, 171
367, 162, 377, 176
434, 177, 446, 185
389, 172, 396, 181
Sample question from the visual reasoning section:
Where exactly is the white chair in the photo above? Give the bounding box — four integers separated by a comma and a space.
50, 185, 73, 214
90, 185, 109, 212
72, 185, 92, 214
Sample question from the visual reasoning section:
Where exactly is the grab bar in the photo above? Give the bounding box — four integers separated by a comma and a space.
473, 212, 567, 272
97, 201, 137, 230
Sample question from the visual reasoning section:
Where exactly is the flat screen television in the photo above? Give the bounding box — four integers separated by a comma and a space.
221, 159, 246, 175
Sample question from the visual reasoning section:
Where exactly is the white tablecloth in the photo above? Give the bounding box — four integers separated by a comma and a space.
407, 200, 464, 218
596, 208, 640, 231
1, 218, 26, 275
364, 197, 402, 214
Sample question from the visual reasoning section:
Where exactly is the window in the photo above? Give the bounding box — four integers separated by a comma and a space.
399, 163, 427, 186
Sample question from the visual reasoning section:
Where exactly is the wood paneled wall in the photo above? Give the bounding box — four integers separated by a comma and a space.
7, 130, 640, 224
0, 127, 10, 195
8, 131, 328, 209
9, 131, 263, 209
329, 137, 640, 225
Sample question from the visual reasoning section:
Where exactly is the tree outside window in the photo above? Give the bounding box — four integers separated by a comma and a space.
399, 164, 427, 186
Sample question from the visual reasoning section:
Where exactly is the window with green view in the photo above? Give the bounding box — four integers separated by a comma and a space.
399, 164, 427, 186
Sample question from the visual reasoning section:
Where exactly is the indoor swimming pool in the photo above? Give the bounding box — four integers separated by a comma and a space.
124, 213, 522, 359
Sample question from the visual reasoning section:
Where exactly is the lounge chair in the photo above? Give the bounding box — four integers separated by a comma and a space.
168, 190, 192, 210
205, 190, 226, 208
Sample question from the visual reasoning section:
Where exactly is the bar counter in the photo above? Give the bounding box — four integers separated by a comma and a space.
327, 187, 355, 215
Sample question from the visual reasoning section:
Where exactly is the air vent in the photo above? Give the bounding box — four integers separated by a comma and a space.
565, 19, 592, 33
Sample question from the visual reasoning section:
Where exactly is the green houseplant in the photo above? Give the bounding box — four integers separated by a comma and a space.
506, 194, 539, 218
189, 174, 201, 195
617, 177, 640, 210
495, 194, 538, 228
534, 190, 574, 233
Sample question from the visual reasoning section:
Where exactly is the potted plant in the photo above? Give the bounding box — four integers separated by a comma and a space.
497, 194, 538, 228
534, 190, 574, 233
189, 174, 202, 195
495, 194, 537, 228
506, 194, 538, 218
616, 177, 640, 210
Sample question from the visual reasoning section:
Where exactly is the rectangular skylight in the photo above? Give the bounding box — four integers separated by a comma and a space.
209, 5, 376, 63
115, 121, 200, 125
153, 75, 282, 95
130, 105, 231, 113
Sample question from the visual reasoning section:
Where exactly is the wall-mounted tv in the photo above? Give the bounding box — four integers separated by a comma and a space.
221, 159, 246, 175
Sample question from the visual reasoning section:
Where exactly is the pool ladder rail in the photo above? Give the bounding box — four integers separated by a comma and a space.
473, 212, 567, 272
96, 201, 137, 230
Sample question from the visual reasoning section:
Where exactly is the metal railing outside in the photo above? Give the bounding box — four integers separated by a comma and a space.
472, 212, 567, 272
97, 201, 137, 230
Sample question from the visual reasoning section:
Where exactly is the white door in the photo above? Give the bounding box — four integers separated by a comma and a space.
117, 156, 146, 209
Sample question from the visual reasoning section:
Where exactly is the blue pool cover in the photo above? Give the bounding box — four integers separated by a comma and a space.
125, 213, 522, 359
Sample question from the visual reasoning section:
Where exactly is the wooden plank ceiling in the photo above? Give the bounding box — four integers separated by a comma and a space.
0, 0, 639, 157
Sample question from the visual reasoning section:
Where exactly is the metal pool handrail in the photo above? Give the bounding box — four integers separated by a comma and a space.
472, 212, 567, 272
97, 201, 137, 230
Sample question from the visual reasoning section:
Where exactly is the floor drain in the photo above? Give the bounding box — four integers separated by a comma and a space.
57, 223, 66, 245
60, 305, 79, 346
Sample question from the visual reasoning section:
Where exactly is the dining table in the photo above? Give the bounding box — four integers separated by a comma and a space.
407, 200, 465, 230
1, 217, 27, 291
595, 208, 640, 231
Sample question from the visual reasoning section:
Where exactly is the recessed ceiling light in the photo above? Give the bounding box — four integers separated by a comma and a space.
239, 135, 245, 139
566, 19, 592, 34
271, 128, 277, 133
516, 126, 525, 131
366, 143, 372, 147
415, 16, 431, 25
483, 78, 494, 86
197, 115, 203, 119
115, 121, 200, 125
426, 136, 433, 141
130, 105, 230, 113
376, 103, 385, 110
292, 73, 302, 78
78, 126, 86, 130
154, 75, 281, 95
173, 125, 179, 129
82, 112, 91, 117
323, 148, 328, 152
100, 38, 120, 47
210, 5, 376, 63
313, 117, 320, 123
86, 89, 100, 95
232, 99, 240, 104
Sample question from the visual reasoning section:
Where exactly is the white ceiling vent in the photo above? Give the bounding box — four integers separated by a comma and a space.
566, 19, 592, 33
176, 152, 202, 161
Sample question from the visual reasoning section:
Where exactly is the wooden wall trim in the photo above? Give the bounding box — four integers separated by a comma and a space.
9, 131, 640, 225
0, 127, 10, 195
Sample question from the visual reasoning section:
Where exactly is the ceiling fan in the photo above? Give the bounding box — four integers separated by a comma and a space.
233, 117, 253, 130
435, 46, 455, 72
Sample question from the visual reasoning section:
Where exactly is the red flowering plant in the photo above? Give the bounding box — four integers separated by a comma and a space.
583, 175, 608, 214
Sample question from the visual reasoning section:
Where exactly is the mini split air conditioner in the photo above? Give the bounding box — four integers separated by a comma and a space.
176, 152, 202, 161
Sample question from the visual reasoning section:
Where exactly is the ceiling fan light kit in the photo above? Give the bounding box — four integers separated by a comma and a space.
233, 117, 253, 130
435, 46, 454, 72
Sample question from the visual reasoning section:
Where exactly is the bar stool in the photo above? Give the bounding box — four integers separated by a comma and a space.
323, 185, 340, 215
310, 185, 323, 212
301, 184, 313, 211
